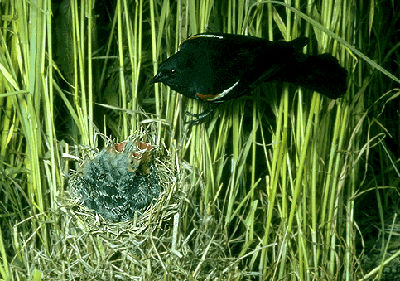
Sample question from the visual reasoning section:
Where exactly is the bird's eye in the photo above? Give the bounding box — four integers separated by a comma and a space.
171, 69, 176, 74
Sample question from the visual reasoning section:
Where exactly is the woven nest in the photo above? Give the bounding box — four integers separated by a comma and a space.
68, 134, 171, 222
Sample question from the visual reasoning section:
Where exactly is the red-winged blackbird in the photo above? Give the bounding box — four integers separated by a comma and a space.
151, 33, 347, 124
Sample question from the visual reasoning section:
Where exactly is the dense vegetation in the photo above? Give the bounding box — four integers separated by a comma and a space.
0, 0, 399, 279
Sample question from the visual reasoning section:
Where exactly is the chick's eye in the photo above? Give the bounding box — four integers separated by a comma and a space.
170, 69, 176, 74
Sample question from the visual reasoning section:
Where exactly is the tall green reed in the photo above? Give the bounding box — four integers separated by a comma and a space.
1, 0, 399, 279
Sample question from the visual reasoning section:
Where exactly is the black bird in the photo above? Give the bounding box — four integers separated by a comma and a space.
151, 33, 347, 124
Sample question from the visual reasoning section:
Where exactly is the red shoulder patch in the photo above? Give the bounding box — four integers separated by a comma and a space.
196, 93, 221, 101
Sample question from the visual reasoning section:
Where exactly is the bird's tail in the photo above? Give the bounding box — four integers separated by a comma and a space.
280, 53, 347, 99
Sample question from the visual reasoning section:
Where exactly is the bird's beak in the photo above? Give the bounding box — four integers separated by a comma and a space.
150, 73, 161, 84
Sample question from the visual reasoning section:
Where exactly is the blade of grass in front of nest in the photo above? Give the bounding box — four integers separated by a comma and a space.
87, 0, 94, 145
171, 0, 183, 139
164, 10, 178, 140
124, 0, 142, 132
159, 0, 174, 141
78, 0, 88, 141
70, 0, 87, 144
78, 0, 90, 144
117, 0, 128, 139
149, 0, 161, 144
156, 0, 170, 130
122, 0, 135, 131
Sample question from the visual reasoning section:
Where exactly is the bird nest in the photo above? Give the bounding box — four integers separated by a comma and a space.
68, 136, 166, 222
66, 131, 177, 225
